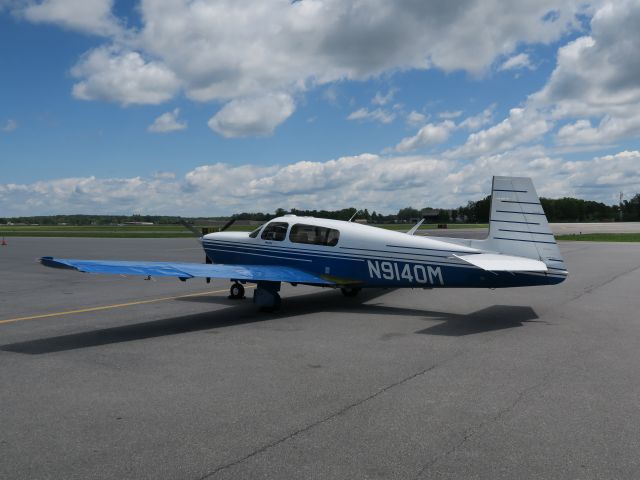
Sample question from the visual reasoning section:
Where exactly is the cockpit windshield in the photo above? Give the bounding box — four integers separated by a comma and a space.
249, 224, 264, 238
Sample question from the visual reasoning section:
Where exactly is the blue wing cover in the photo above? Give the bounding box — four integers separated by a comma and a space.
40, 257, 334, 285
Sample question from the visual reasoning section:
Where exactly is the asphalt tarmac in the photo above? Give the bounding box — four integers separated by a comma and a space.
1, 237, 640, 479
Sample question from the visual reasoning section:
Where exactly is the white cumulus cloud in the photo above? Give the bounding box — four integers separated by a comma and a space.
208, 93, 295, 138
406, 110, 428, 126
371, 89, 396, 106
71, 47, 180, 106
439, 110, 463, 120
395, 121, 455, 152
533, 0, 640, 145
19, 0, 593, 136
347, 108, 395, 124
458, 104, 496, 130
499, 53, 534, 71
450, 108, 552, 158
3, 148, 640, 216
560, 150, 640, 194
148, 108, 187, 133
22, 0, 120, 36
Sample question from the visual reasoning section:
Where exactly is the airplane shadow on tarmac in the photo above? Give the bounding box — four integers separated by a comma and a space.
1, 289, 540, 355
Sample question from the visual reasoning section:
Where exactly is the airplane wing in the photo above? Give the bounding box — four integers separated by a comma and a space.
40, 257, 335, 285
452, 253, 548, 272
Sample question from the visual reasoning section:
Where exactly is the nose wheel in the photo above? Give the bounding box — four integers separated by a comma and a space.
229, 282, 245, 299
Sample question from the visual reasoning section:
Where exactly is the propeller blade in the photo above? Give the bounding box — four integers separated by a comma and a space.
219, 218, 236, 232
179, 219, 202, 237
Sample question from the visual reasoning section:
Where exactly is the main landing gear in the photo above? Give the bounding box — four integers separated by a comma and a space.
228, 281, 282, 312
340, 287, 362, 297
253, 281, 281, 312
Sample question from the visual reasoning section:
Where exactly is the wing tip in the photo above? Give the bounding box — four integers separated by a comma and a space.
40, 256, 68, 269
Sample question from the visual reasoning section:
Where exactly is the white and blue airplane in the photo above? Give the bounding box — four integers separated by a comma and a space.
41, 177, 568, 311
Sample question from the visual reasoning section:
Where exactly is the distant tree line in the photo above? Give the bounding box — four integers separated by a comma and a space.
452, 194, 640, 223
2, 193, 639, 225
0, 214, 182, 226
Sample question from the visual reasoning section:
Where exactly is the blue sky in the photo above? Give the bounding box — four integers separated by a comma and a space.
1, 0, 640, 216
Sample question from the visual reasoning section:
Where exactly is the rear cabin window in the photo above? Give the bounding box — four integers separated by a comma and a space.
289, 224, 340, 246
260, 222, 289, 241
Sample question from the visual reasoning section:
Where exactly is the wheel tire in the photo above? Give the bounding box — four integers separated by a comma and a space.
230, 283, 245, 299
341, 287, 361, 297
259, 296, 281, 312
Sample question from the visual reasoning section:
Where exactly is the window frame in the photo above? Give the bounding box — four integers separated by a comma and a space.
260, 222, 289, 241
289, 223, 340, 247
249, 224, 264, 238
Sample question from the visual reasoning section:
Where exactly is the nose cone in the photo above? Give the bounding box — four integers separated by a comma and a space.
203, 231, 250, 241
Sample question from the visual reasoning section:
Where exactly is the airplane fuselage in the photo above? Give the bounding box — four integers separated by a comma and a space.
203, 216, 567, 290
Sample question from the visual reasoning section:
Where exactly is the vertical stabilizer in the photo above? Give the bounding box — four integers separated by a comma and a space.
484, 176, 567, 274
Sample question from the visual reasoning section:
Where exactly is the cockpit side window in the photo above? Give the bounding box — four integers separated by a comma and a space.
260, 222, 289, 241
289, 224, 340, 246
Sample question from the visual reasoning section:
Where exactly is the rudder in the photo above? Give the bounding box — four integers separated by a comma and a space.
485, 176, 567, 274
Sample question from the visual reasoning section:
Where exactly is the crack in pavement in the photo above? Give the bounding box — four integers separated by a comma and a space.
196, 350, 467, 479
569, 263, 640, 302
411, 370, 555, 480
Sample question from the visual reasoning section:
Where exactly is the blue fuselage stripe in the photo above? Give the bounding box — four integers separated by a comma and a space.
342, 245, 460, 256
206, 239, 469, 261
204, 241, 474, 268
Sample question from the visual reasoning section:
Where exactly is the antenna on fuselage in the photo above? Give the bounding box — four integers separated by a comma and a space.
406, 218, 425, 235
348, 210, 360, 222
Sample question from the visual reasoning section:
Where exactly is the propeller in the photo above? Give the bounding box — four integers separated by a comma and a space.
179, 219, 202, 237
179, 217, 235, 284
218, 217, 236, 232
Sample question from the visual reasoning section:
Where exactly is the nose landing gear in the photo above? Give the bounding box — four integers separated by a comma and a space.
229, 282, 245, 299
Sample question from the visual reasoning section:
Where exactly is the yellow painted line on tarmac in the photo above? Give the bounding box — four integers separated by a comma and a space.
0, 286, 254, 325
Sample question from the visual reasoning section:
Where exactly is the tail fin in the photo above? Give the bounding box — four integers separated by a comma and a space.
484, 176, 567, 273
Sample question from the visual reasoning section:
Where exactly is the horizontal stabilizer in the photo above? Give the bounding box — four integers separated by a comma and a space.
453, 253, 548, 272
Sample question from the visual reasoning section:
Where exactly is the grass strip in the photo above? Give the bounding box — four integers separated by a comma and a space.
556, 233, 640, 242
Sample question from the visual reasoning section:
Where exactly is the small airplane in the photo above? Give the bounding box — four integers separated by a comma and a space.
41, 176, 568, 311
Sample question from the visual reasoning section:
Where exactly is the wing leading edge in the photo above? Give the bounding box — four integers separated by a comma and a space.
40, 257, 335, 285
